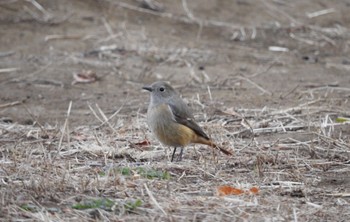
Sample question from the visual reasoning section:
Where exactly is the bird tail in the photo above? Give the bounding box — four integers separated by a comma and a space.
195, 137, 233, 155
212, 142, 233, 155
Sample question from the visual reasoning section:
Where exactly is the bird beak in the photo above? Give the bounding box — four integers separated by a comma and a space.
142, 85, 152, 92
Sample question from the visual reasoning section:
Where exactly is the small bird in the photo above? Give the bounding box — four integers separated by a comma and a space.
143, 81, 232, 161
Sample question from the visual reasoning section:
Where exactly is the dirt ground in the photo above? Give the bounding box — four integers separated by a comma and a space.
1, 0, 350, 221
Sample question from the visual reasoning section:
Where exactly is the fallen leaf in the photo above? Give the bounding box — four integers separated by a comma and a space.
217, 185, 259, 196
217, 186, 245, 196
336, 117, 350, 123
249, 187, 259, 194
134, 140, 151, 146
130, 140, 152, 151
72, 70, 97, 85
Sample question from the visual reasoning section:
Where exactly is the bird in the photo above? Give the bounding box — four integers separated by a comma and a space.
142, 81, 232, 161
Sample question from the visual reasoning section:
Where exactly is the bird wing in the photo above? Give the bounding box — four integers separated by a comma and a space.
168, 103, 210, 140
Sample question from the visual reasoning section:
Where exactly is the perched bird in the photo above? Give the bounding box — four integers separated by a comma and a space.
143, 81, 232, 161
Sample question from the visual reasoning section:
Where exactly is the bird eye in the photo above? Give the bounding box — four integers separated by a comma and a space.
159, 87, 165, 92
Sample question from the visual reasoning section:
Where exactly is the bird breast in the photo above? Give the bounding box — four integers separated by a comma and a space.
147, 104, 194, 147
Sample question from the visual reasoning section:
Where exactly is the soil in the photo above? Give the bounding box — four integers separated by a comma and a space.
0, 0, 349, 221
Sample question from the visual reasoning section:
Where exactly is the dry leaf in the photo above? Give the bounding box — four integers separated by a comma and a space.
72, 70, 97, 85
217, 185, 259, 196
134, 140, 151, 146
249, 187, 259, 194
217, 186, 245, 196
131, 140, 152, 150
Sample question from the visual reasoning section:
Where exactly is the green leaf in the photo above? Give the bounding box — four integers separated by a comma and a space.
98, 171, 106, 176
336, 117, 350, 123
120, 167, 131, 175
20, 204, 38, 212
116, 167, 170, 180
72, 198, 115, 211
124, 199, 142, 212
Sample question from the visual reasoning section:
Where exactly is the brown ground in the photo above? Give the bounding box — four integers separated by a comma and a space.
1, 0, 350, 221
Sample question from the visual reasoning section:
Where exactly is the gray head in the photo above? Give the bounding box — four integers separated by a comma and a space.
142, 81, 179, 105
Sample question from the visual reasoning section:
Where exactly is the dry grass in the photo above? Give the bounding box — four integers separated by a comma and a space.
1, 99, 349, 221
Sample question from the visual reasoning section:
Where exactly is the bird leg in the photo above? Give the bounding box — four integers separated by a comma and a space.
171, 147, 177, 162
177, 147, 184, 161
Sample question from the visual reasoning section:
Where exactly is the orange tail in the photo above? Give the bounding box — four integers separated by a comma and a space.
212, 142, 233, 156
195, 137, 233, 155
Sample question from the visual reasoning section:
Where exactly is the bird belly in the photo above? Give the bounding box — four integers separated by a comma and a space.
147, 104, 195, 147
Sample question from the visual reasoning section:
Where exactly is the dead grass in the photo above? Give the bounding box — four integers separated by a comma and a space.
1, 98, 349, 221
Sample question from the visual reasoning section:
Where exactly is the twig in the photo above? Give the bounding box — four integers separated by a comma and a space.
293, 208, 298, 222
87, 103, 104, 123
325, 193, 350, 197
0, 68, 20, 73
144, 183, 167, 215
289, 33, 316, 45
184, 60, 201, 83
26, 0, 52, 21
102, 17, 114, 36
58, 101, 72, 152
305, 86, 350, 93
181, 0, 195, 21
248, 56, 281, 78
307, 8, 335, 18
253, 125, 307, 134
207, 85, 212, 101
236, 76, 272, 95
280, 84, 299, 99
94, 103, 118, 133
0, 101, 22, 109
262, 0, 300, 25
45, 35, 85, 42
97, 103, 125, 129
